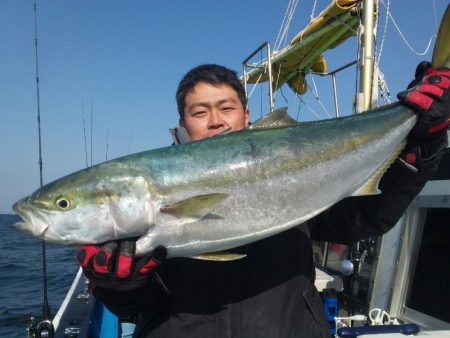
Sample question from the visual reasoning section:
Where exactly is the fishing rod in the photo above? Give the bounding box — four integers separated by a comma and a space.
90, 99, 93, 166
82, 101, 89, 168
106, 129, 110, 161
28, 1, 54, 337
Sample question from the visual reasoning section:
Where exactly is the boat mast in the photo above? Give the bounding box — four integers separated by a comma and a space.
357, 0, 376, 113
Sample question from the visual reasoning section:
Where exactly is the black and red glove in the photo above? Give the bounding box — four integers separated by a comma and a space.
76, 240, 167, 291
396, 62, 449, 172
397, 61, 450, 139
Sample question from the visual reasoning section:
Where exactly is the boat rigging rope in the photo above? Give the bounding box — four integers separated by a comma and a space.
295, 91, 323, 120
379, 0, 436, 56
376, 0, 389, 66
246, 71, 264, 103
308, 74, 332, 118
376, 66, 391, 104
295, 95, 303, 121
432, 0, 439, 31
278, 70, 330, 121
274, 0, 299, 51
279, 86, 289, 106
288, 72, 326, 121
371, 1, 391, 104
272, 64, 283, 103
309, 0, 318, 23
272, 0, 337, 119
376, 0, 440, 103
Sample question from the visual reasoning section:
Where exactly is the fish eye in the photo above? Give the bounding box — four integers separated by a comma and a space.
55, 196, 71, 211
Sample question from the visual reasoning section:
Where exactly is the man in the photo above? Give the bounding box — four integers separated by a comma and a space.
78, 63, 449, 337
176, 65, 250, 140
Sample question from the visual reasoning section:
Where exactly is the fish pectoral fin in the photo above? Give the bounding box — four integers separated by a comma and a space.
160, 193, 228, 223
191, 252, 247, 261
351, 177, 382, 196
352, 141, 406, 196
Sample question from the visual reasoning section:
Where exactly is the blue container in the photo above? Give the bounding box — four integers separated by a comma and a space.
322, 288, 338, 335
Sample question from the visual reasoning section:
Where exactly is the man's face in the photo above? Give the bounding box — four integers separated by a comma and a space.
180, 82, 250, 141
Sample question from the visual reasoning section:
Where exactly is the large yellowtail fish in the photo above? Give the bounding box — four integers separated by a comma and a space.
13, 4, 450, 260
12, 105, 415, 259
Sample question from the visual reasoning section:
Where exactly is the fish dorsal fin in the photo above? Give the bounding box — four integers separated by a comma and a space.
431, 3, 450, 68
352, 141, 407, 196
191, 252, 247, 261
160, 193, 228, 223
250, 107, 298, 129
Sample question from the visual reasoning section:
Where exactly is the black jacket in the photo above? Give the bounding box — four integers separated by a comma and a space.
94, 133, 447, 338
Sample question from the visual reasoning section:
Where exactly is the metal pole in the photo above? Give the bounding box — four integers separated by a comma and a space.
266, 43, 274, 112
242, 41, 275, 112
331, 74, 340, 117
358, 0, 375, 112
242, 63, 248, 108
310, 60, 357, 117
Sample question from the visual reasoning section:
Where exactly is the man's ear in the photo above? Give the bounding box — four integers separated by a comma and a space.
245, 109, 250, 127
179, 118, 185, 128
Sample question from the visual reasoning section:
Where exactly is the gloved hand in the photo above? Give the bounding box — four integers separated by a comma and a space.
76, 240, 167, 291
397, 61, 450, 140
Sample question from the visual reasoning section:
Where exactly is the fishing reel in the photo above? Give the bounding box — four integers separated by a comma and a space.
340, 239, 375, 316
27, 316, 54, 338
340, 238, 375, 277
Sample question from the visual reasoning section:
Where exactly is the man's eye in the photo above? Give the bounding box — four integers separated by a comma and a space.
192, 111, 207, 117
222, 107, 235, 112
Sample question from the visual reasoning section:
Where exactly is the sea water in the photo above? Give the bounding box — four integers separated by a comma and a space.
0, 214, 78, 337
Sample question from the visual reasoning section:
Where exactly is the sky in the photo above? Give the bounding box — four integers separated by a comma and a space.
0, 0, 448, 213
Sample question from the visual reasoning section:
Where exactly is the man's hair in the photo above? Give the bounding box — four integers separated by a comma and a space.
176, 64, 247, 119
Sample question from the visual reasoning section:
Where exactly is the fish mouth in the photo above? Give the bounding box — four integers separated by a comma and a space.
13, 220, 49, 237
13, 198, 50, 238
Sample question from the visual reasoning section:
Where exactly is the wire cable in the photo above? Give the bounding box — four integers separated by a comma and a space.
274, 0, 299, 50
380, 0, 436, 56
308, 74, 332, 118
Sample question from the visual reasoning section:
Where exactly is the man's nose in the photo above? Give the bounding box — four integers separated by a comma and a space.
208, 111, 224, 128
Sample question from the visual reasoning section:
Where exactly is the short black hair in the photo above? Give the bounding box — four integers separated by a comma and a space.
176, 64, 247, 119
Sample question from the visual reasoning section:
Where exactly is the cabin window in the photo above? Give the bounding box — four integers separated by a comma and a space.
404, 207, 450, 323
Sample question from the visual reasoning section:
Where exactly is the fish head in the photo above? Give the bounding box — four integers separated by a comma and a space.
13, 165, 156, 245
